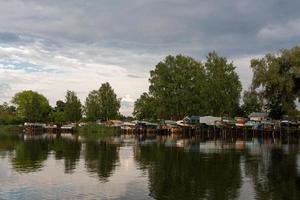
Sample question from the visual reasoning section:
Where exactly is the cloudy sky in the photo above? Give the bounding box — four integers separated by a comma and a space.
0, 0, 300, 116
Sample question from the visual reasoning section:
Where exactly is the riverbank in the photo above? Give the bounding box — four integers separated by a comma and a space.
0, 125, 21, 135
76, 123, 120, 139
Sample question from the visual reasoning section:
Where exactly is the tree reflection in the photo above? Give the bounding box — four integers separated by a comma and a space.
50, 137, 81, 173
135, 144, 242, 200
0, 134, 20, 158
84, 140, 119, 182
12, 138, 49, 173
244, 147, 300, 200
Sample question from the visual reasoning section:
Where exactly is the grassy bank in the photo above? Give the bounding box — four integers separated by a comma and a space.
0, 125, 21, 135
76, 123, 120, 139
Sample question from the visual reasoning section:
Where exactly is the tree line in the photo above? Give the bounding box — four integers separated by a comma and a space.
134, 47, 300, 121
0, 82, 120, 124
1, 46, 300, 124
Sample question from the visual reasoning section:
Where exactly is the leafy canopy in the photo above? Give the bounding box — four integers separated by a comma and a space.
250, 46, 300, 119
12, 90, 50, 122
64, 91, 82, 122
85, 82, 120, 121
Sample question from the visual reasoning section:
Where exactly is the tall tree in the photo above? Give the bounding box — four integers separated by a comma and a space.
149, 55, 206, 120
204, 52, 242, 117
50, 100, 66, 123
0, 102, 18, 124
85, 82, 120, 121
85, 90, 101, 121
11, 90, 50, 122
64, 91, 82, 122
250, 46, 300, 119
133, 92, 156, 121
241, 90, 264, 116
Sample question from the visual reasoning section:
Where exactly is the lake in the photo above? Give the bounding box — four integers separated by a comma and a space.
0, 133, 299, 200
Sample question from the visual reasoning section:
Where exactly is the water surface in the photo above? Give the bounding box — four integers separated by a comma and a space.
0, 133, 299, 200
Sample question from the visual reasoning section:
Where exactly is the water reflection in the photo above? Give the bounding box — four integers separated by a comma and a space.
0, 134, 299, 199
50, 137, 81, 173
135, 143, 242, 200
84, 140, 119, 182
12, 138, 49, 172
244, 147, 300, 200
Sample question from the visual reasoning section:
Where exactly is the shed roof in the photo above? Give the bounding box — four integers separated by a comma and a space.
248, 112, 268, 118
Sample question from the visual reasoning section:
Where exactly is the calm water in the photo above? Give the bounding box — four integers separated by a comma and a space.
0, 133, 299, 200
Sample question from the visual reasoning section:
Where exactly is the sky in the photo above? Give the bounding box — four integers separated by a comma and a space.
0, 0, 300, 116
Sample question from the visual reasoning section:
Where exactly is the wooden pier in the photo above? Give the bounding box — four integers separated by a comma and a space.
121, 125, 300, 141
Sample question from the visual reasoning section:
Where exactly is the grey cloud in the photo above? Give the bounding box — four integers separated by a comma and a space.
127, 74, 142, 79
1, 0, 300, 57
0, 32, 20, 43
1, 0, 300, 114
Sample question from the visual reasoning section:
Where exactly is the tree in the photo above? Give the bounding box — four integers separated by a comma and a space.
204, 52, 242, 117
55, 100, 65, 112
85, 82, 120, 121
250, 46, 300, 119
11, 90, 51, 122
85, 90, 101, 121
0, 102, 19, 124
241, 90, 264, 116
64, 91, 82, 122
133, 92, 156, 120
148, 55, 206, 119
136, 53, 242, 120
50, 100, 66, 123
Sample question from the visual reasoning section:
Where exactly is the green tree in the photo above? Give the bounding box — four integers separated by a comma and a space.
85, 82, 120, 121
85, 90, 101, 121
0, 102, 19, 124
133, 92, 156, 120
250, 46, 300, 119
50, 100, 66, 123
148, 55, 206, 120
241, 90, 263, 116
55, 100, 65, 112
204, 52, 242, 117
11, 90, 50, 122
64, 91, 82, 122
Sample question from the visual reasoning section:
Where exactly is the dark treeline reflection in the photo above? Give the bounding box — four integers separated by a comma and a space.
50, 138, 82, 173
244, 146, 300, 200
1, 134, 300, 199
135, 144, 242, 200
84, 140, 119, 182
12, 138, 49, 172
0, 135, 81, 173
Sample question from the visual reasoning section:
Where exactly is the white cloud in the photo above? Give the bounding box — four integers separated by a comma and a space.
257, 18, 300, 41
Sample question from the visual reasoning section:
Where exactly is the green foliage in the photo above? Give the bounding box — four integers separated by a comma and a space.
250, 46, 300, 119
149, 55, 206, 119
49, 100, 66, 123
205, 52, 242, 117
64, 91, 82, 122
11, 90, 51, 122
133, 92, 156, 120
0, 102, 20, 124
0, 125, 21, 134
135, 53, 242, 120
85, 82, 120, 121
241, 90, 263, 116
77, 123, 118, 139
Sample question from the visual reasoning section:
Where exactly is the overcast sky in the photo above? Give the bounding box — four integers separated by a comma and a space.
0, 0, 300, 116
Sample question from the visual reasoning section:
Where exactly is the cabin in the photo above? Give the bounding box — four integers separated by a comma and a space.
200, 116, 221, 126
183, 116, 200, 124
61, 124, 76, 133
235, 117, 247, 127
24, 122, 45, 135
248, 112, 268, 122
44, 124, 59, 134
